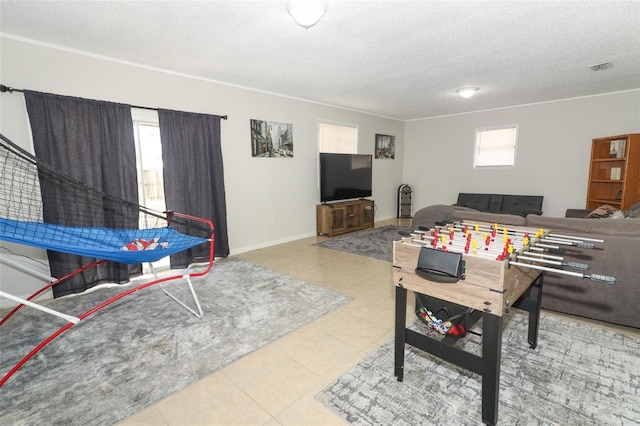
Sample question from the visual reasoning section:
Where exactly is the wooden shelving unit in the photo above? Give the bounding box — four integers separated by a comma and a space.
586, 134, 640, 211
316, 199, 375, 237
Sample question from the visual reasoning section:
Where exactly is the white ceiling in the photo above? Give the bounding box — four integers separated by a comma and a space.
1, 1, 639, 121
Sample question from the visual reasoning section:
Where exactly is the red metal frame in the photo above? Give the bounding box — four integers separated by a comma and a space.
0, 212, 215, 388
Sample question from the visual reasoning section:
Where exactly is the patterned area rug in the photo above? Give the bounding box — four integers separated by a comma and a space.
0, 258, 351, 425
313, 225, 410, 262
317, 310, 640, 425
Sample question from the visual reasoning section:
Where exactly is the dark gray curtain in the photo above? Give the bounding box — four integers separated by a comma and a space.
158, 109, 229, 266
24, 91, 140, 297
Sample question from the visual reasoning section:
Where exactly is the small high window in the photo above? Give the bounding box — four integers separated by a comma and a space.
474, 126, 517, 167
318, 121, 358, 153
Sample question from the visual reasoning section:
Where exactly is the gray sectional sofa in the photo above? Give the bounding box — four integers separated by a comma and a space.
411, 204, 640, 329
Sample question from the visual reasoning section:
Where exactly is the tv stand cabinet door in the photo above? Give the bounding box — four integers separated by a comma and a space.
331, 206, 348, 234
316, 204, 347, 236
361, 201, 375, 227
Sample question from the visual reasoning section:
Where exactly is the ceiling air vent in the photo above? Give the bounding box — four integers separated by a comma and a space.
590, 62, 613, 71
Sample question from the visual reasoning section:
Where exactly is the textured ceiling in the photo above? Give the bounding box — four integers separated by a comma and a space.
1, 1, 639, 120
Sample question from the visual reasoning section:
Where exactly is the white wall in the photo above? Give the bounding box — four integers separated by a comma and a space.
0, 37, 405, 303
403, 91, 640, 217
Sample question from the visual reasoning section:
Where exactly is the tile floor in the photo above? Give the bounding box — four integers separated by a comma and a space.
120, 218, 640, 426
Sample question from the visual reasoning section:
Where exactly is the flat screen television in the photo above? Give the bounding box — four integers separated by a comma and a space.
320, 153, 373, 203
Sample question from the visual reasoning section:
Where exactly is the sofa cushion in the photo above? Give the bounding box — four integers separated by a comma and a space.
501, 195, 543, 216
452, 210, 526, 226
488, 194, 504, 212
455, 193, 491, 211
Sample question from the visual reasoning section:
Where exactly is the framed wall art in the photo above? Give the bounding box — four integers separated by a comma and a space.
250, 119, 293, 157
375, 134, 395, 159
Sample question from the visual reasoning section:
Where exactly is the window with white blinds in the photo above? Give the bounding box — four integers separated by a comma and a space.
474, 126, 518, 167
318, 121, 357, 153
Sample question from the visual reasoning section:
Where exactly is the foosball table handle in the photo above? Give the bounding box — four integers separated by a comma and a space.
575, 242, 596, 249
546, 248, 565, 255
566, 262, 589, 271
586, 274, 616, 284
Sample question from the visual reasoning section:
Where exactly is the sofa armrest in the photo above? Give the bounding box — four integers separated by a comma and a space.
452, 210, 526, 225
412, 205, 477, 230
565, 209, 592, 218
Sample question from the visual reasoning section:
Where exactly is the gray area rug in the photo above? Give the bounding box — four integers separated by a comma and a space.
314, 225, 409, 262
317, 310, 640, 425
0, 257, 351, 425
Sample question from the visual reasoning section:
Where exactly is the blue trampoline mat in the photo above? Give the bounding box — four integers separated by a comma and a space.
0, 218, 209, 264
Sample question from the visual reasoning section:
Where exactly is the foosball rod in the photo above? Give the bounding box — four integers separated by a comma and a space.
509, 261, 615, 284
438, 224, 544, 249
456, 222, 541, 236
412, 230, 564, 256
408, 235, 588, 269
411, 239, 505, 257
528, 246, 566, 255
425, 226, 530, 247
516, 255, 589, 271
457, 221, 539, 232
402, 236, 596, 276
404, 238, 498, 259
518, 251, 564, 261
409, 229, 580, 257
409, 229, 533, 246
539, 237, 596, 249
455, 221, 545, 238
410, 229, 558, 257
404, 238, 602, 278
542, 232, 604, 243
434, 223, 531, 236
408, 236, 552, 264
408, 233, 523, 255
457, 222, 604, 245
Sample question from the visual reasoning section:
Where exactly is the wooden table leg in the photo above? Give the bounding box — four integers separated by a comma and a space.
481, 312, 503, 426
395, 285, 407, 382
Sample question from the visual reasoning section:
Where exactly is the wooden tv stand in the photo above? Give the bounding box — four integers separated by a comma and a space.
316, 199, 375, 237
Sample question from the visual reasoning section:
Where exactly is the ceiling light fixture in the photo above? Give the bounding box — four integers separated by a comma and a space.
456, 87, 479, 99
287, 0, 326, 29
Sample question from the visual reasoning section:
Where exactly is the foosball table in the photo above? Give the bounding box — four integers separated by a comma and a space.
393, 220, 615, 425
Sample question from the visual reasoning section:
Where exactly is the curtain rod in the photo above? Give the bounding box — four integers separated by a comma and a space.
0, 84, 228, 120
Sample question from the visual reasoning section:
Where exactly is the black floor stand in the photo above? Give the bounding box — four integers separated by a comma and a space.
394, 274, 543, 425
